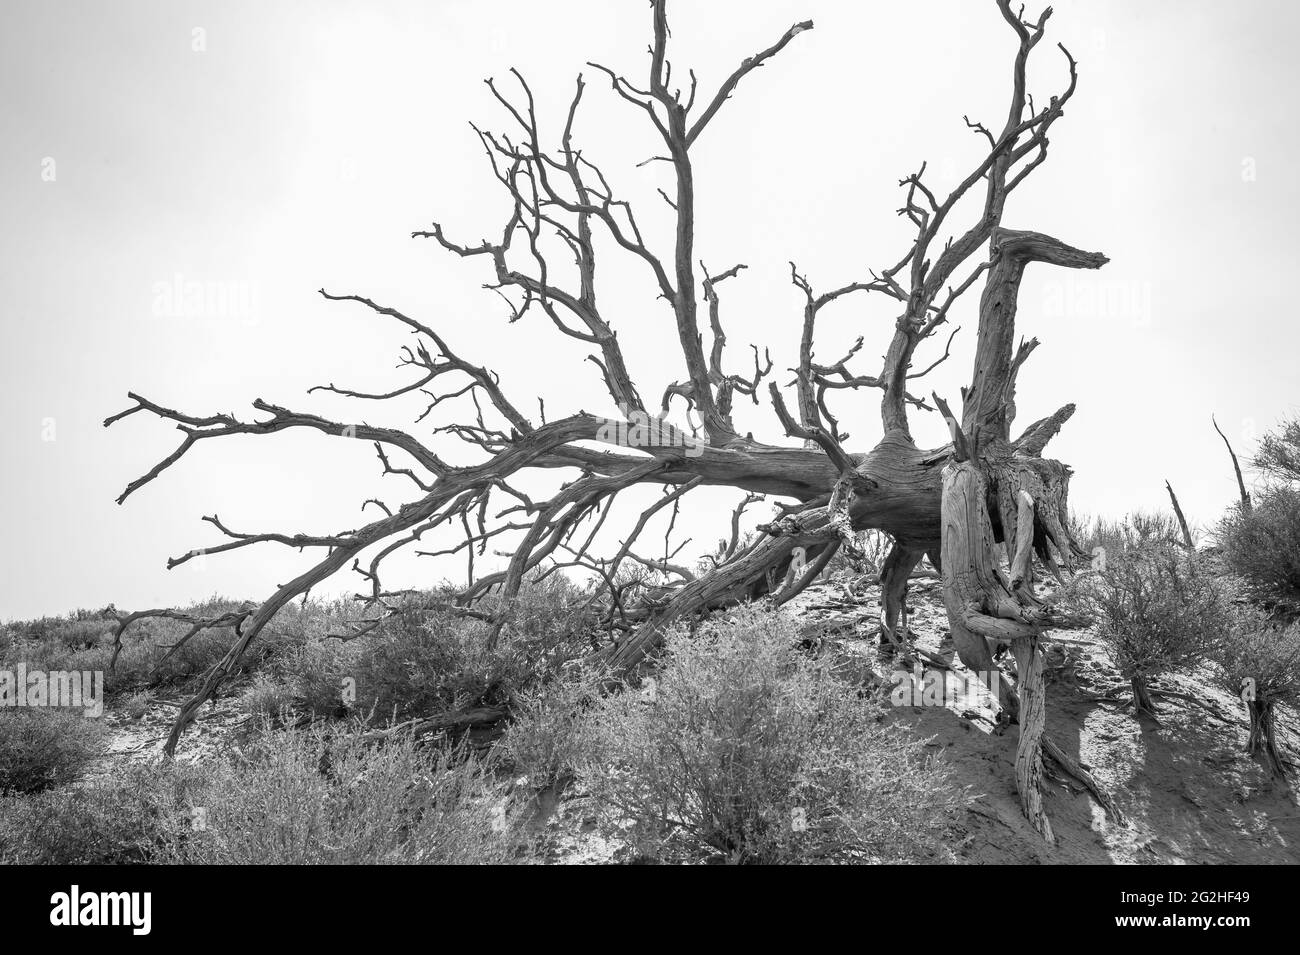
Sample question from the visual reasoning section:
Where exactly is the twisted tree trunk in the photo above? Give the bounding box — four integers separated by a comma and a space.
1246, 699, 1287, 778
932, 228, 1108, 839
1131, 676, 1160, 720
1012, 634, 1054, 843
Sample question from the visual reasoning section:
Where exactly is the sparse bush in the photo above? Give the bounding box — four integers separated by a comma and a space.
122, 690, 151, 721
577, 607, 966, 864
0, 710, 106, 794
0, 611, 124, 691
0, 597, 374, 701
162, 727, 526, 864
1072, 510, 1189, 564
233, 621, 363, 724
1255, 415, 1300, 484
348, 578, 592, 725
1214, 613, 1300, 778
1, 724, 532, 865
0, 766, 183, 864
282, 640, 356, 718
501, 672, 599, 790
30, 617, 110, 652
1219, 485, 1300, 610
1, 597, 294, 694
238, 639, 355, 724
141, 599, 295, 687
348, 613, 490, 723
1085, 543, 1228, 718
271, 597, 367, 643
1216, 414, 1300, 612
241, 674, 299, 724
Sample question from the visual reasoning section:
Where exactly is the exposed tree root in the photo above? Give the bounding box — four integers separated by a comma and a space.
1042, 734, 1126, 825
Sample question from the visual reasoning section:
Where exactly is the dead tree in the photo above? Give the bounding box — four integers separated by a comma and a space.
1214, 415, 1253, 513
1164, 480, 1195, 550
107, 0, 1105, 822
1218, 622, 1300, 782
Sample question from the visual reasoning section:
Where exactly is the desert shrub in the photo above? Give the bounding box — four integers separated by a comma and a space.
1, 597, 297, 694
281, 640, 357, 718
241, 674, 299, 723
140, 599, 297, 687
231, 614, 370, 724
1067, 510, 1094, 553
1085, 543, 1228, 717
162, 727, 526, 864
122, 690, 152, 720
348, 578, 593, 725
22, 617, 110, 652
1218, 485, 1300, 609
1, 610, 111, 650
477, 573, 597, 655
348, 613, 487, 722
0, 766, 183, 864
131, 596, 360, 689
0, 612, 122, 691
1073, 510, 1189, 564
239, 639, 356, 724
1214, 613, 1300, 777
1255, 415, 1300, 484
0, 709, 106, 794
223, 578, 592, 728
270, 597, 366, 642
501, 672, 600, 790
577, 607, 966, 864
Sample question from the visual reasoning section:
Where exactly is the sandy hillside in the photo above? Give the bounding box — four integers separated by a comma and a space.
789, 575, 1300, 864
89, 575, 1300, 865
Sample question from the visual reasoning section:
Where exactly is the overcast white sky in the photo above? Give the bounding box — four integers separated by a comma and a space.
2, 0, 1298, 621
